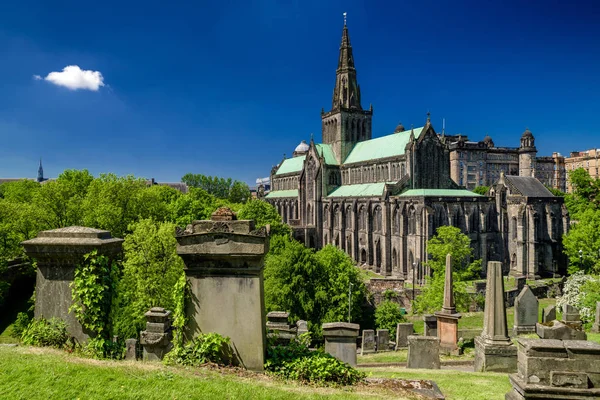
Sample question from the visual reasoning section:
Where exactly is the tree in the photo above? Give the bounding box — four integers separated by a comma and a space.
169, 187, 218, 226
472, 186, 489, 195
237, 199, 291, 237
112, 219, 185, 339
563, 207, 600, 274
375, 300, 405, 338
181, 174, 232, 199
228, 181, 251, 204
413, 226, 480, 314
264, 239, 366, 336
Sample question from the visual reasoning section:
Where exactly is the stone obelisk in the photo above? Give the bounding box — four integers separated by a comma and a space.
434, 254, 461, 354
474, 261, 517, 372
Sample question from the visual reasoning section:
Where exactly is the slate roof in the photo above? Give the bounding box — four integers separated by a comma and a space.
398, 189, 483, 197
343, 127, 423, 165
503, 175, 554, 198
265, 189, 299, 198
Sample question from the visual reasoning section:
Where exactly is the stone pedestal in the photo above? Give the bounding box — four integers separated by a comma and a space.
506, 338, 600, 399
513, 286, 538, 335
361, 329, 375, 355
474, 261, 517, 373
176, 208, 269, 371
322, 322, 359, 367
407, 336, 440, 369
395, 323, 414, 349
140, 307, 173, 361
423, 314, 438, 337
435, 313, 461, 354
562, 304, 583, 330
592, 302, 600, 333
21, 226, 123, 344
266, 311, 297, 345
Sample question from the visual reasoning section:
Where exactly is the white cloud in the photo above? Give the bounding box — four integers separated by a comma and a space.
33, 74, 42, 80
42, 65, 105, 91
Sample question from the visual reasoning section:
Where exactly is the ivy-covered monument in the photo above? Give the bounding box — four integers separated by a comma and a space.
265, 20, 568, 280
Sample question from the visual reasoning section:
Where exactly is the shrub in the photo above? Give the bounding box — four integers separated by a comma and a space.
164, 332, 232, 366
265, 333, 364, 386
557, 271, 597, 321
11, 312, 32, 339
374, 300, 405, 338
21, 318, 69, 348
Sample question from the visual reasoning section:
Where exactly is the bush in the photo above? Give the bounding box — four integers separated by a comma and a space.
21, 318, 69, 348
11, 312, 32, 339
265, 333, 364, 386
374, 300, 405, 338
164, 332, 232, 366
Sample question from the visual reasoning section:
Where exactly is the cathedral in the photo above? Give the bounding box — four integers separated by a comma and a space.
265, 21, 568, 280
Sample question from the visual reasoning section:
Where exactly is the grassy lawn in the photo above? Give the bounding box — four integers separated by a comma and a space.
359, 269, 385, 281
358, 348, 474, 365
361, 367, 512, 400
0, 346, 402, 400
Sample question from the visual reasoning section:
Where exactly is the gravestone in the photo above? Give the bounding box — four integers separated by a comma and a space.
474, 261, 517, 373
536, 320, 587, 340
322, 322, 359, 367
140, 307, 173, 361
515, 276, 526, 293
361, 329, 375, 355
423, 315, 437, 337
506, 338, 600, 399
376, 329, 389, 352
176, 208, 269, 371
592, 302, 600, 334
407, 336, 440, 369
21, 226, 123, 344
513, 285, 539, 335
125, 339, 137, 361
435, 254, 461, 354
562, 304, 583, 330
395, 323, 414, 349
296, 320, 309, 336
542, 305, 557, 323
266, 311, 296, 345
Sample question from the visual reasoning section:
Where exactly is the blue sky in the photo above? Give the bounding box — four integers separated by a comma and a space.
1, 0, 599, 184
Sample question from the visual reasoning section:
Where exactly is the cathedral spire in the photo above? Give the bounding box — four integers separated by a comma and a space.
37, 158, 44, 183
331, 17, 361, 111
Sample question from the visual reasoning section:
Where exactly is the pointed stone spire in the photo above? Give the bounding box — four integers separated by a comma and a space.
427, 111, 431, 123
37, 158, 44, 183
442, 254, 457, 314
481, 261, 511, 345
331, 20, 361, 110
409, 125, 415, 142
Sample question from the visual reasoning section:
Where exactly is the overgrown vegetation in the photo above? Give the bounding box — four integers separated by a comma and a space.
21, 317, 69, 348
265, 334, 365, 386
164, 332, 232, 366
374, 300, 405, 338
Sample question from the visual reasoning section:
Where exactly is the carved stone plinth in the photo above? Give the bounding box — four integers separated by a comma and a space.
435, 312, 461, 354
474, 336, 517, 373
140, 307, 173, 361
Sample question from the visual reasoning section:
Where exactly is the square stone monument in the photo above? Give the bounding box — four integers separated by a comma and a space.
322, 322, 359, 367
176, 208, 269, 371
474, 261, 517, 373
21, 226, 123, 344
513, 285, 539, 335
435, 254, 461, 354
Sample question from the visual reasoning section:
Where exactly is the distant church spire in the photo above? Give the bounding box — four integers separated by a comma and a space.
331, 17, 362, 110
37, 158, 44, 183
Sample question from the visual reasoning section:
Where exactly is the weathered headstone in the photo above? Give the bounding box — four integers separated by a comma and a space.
513, 285, 539, 335
376, 329, 389, 352
536, 320, 587, 340
592, 302, 600, 334
140, 307, 173, 361
407, 336, 440, 369
125, 339, 137, 361
266, 311, 296, 345
361, 329, 375, 355
423, 315, 437, 337
506, 338, 600, 399
474, 261, 517, 372
435, 254, 462, 354
562, 304, 583, 330
21, 226, 123, 344
542, 305, 557, 323
322, 322, 359, 367
395, 323, 414, 349
296, 320, 309, 336
515, 276, 526, 293
176, 208, 269, 371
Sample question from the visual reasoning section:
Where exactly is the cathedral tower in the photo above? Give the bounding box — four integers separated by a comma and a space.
519, 128, 537, 177
321, 19, 373, 164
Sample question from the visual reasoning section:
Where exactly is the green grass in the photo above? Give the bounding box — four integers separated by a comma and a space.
358, 348, 474, 365
359, 269, 385, 281
361, 367, 512, 400
0, 346, 386, 400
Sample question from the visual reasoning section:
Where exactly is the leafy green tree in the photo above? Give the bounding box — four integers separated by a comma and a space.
181, 174, 233, 199
472, 186, 489, 195
237, 199, 291, 237
546, 187, 565, 197
169, 187, 218, 226
112, 219, 185, 339
375, 300, 405, 338
228, 181, 251, 204
264, 239, 366, 336
563, 208, 600, 274
413, 226, 480, 314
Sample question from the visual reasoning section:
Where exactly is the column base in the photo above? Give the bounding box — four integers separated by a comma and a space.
474, 336, 517, 373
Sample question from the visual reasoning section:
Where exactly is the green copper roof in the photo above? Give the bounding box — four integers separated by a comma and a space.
327, 182, 395, 198
265, 189, 299, 199
398, 189, 482, 197
316, 143, 338, 165
275, 156, 305, 176
343, 127, 424, 165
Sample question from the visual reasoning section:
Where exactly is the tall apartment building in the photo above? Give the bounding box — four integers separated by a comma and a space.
565, 148, 600, 192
